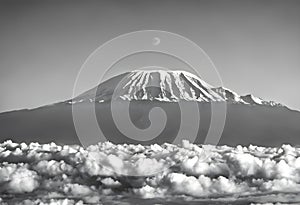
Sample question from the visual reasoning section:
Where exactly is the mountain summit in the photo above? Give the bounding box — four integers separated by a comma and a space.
0, 70, 299, 146
72, 70, 284, 107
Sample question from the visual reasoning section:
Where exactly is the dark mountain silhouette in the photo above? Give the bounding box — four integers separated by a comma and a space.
0, 70, 299, 146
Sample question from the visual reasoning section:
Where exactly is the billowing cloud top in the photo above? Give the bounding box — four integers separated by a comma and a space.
0, 140, 300, 204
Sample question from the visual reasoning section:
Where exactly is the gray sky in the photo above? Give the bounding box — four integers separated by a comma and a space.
0, 0, 300, 112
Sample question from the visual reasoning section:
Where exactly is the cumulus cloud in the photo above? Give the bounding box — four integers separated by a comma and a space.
34, 160, 75, 176
7, 168, 39, 194
1, 140, 300, 203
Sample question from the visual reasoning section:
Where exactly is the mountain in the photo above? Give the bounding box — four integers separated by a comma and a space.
71, 70, 284, 107
0, 70, 299, 146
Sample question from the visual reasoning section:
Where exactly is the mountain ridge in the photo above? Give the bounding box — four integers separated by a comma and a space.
0, 69, 299, 146
70, 70, 286, 108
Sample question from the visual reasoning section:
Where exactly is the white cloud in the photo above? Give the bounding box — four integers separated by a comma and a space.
7, 167, 39, 194
1, 141, 300, 203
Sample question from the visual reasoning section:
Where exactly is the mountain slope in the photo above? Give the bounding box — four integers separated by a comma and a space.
71, 70, 284, 108
0, 70, 298, 146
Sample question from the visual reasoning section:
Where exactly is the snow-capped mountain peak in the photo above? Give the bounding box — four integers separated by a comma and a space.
241, 94, 283, 107
117, 70, 222, 102
241, 94, 264, 105
71, 70, 285, 108
212, 87, 246, 104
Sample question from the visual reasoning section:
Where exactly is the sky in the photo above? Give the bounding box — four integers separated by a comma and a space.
0, 0, 300, 112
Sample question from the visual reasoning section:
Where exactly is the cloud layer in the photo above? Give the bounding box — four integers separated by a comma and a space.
0, 140, 300, 204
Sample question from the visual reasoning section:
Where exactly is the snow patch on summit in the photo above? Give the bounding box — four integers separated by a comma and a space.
70, 70, 285, 108
117, 70, 223, 102
212, 87, 247, 104
241, 94, 284, 107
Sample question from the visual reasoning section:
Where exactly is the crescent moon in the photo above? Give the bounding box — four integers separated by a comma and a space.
152, 37, 161, 46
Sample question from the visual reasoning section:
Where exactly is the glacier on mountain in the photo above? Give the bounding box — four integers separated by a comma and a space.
70, 70, 284, 108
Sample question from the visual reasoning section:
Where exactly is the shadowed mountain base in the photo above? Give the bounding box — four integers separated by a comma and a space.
0, 101, 299, 147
